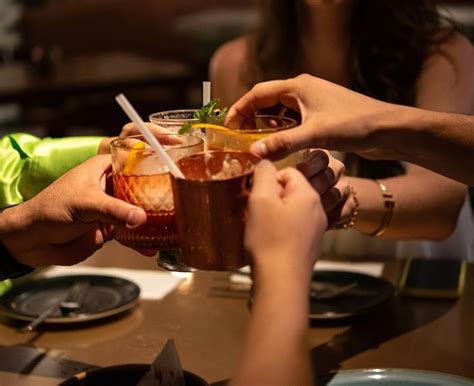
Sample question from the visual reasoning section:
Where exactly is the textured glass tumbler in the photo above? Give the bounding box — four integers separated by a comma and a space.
111, 134, 204, 249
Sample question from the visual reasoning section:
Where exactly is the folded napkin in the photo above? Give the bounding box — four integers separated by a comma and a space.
230, 260, 384, 285
39, 266, 185, 300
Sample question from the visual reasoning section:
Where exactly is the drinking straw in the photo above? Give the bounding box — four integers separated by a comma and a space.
203, 81, 211, 106
115, 94, 185, 179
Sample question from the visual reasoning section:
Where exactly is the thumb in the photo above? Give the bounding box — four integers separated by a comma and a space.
75, 191, 147, 229
249, 125, 315, 160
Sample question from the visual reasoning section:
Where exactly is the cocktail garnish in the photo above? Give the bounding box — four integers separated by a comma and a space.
190, 123, 230, 132
179, 98, 228, 134
123, 141, 146, 175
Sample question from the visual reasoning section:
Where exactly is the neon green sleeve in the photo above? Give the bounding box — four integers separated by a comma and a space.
0, 133, 104, 208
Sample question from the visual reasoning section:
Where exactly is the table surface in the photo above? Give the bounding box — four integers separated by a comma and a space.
0, 241, 473, 385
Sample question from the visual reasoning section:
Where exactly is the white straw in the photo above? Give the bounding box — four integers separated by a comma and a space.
115, 94, 184, 179
203, 81, 211, 106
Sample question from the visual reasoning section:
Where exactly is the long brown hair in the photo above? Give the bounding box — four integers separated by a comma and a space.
246, 0, 460, 178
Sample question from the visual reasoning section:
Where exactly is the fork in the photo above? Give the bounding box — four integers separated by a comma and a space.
22, 280, 89, 332
310, 281, 358, 301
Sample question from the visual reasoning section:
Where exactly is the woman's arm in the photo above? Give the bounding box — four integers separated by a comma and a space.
349, 33, 473, 240
209, 37, 251, 108
231, 162, 326, 386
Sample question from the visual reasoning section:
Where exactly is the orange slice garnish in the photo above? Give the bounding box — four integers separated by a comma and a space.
123, 141, 146, 175
193, 123, 268, 141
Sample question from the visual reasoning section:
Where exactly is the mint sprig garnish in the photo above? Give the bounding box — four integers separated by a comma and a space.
179, 98, 228, 134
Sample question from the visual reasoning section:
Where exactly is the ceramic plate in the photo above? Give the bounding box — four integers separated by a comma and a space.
0, 275, 139, 324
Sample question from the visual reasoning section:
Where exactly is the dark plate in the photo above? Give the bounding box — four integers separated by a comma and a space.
309, 270, 395, 320
59, 364, 208, 386
0, 275, 140, 324
318, 368, 474, 385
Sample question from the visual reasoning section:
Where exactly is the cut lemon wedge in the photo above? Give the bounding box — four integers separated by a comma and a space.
192, 123, 268, 140
123, 141, 146, 175
191, 123, 231, 132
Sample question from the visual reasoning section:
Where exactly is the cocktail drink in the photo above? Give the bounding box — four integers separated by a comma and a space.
170, 151, 260, 271
111, 134, 204, 249
149, 110, 198, 133
206, 115, 304, 169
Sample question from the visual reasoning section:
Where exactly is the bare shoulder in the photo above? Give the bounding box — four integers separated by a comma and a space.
417, 32, 474, 113
432, 32, 473, 72
209, 37, 250, 106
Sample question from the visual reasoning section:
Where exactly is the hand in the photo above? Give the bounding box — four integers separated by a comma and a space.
225, 74, 396, 161
245, 161, 327, 285
297, 150, 351, 228
0, 155, 147, 267
97, 123, 173, 154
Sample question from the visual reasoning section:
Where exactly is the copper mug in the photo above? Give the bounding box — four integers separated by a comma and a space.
170, 151, 260, 270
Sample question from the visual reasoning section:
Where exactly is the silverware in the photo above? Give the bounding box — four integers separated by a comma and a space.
310, 281, 358, 300
22, 280, 90, 332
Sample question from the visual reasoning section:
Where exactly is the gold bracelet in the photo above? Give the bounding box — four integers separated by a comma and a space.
337, 185, 359, 230
369, 180, 395, 237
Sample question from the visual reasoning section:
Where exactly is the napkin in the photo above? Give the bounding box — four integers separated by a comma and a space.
138, 339, 185, 386
39, 266, 185, 300
230, 260, 384, 285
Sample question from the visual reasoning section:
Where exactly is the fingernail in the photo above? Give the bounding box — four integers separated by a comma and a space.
250, 141, 268, 157
126, 209, 145, 229
258, 159, 273, 168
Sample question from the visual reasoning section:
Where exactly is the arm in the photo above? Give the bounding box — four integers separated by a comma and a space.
226, 75, 474, 186
231, 161, 327, 386
351, 33, 473, 238
209, 37, 251, 108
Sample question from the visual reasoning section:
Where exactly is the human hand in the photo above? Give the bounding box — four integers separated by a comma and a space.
245, 161, 327, 286
225, 74, 396, 161
297, 149, 352, 228
0, 155, 147, 267
97, 123, 173, 154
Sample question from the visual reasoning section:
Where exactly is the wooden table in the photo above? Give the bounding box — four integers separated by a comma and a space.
0, 241, 473, 385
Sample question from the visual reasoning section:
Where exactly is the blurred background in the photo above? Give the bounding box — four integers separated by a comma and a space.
0, 0, 472, 138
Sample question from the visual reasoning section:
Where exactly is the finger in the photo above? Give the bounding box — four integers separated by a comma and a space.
49, 228, 104, 265
321, 178, 350, 212
120, 122, 172, 138
297, 150, 330, 179
307, 167, 336, 195
248, 124, 316, 160
75, 191, 147, 229
277, 167, 314, 198
77, 154, 113, 179
251, 160, 279, 199
307, 154, 345, 194
225, 79, 299, 129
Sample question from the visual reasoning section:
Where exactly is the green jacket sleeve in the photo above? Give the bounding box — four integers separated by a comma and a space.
0, 133, 104, 208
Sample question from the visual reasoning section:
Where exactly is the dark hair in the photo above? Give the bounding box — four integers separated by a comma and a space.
246, 0, 460, 178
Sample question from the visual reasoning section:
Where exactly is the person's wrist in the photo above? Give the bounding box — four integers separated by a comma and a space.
252, 251, 314, 287
371, 103, 424, 161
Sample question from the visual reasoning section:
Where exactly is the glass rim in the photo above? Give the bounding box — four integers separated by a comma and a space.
149, 109, 199, 123
174, 150, 260, 182
110, 134, 203, 151
235, 115, 297, 133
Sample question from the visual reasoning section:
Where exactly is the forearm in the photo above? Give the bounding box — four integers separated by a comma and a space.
350, 168, 466, 240
231, 273, 312, 386
374, 107, 474, 186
